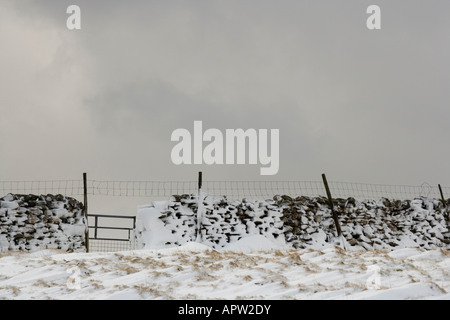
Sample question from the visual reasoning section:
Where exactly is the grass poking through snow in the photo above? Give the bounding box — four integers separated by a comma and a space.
0, 246, 448, 299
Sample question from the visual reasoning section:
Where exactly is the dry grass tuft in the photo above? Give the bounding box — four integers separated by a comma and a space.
287, 251, 303, 264
439, 248, 450, 257
34, 279, 61, 288
4, 285, 21, 296
344, 281, 367, 290
133, 283, 172, 299
242, 274, 253, 282
273, 250, 285, 257
151, 270, 171, 278
122, 265, 140, 275
89, 281, 105, 290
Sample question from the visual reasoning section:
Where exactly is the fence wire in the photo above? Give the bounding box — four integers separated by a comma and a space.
200, 181, 449, 201
88, 180, 198, 197
88, 239, 135, 252
0, 180, 84, 197
0, 179, 449, 201
201, 181, 324, 199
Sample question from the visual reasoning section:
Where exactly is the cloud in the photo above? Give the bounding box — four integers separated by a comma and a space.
0, 2, 96, 179
1, 0, 450, 188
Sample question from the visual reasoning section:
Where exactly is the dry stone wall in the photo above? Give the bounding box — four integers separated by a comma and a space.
0, 194, 87, 252
136, 194, 450, 250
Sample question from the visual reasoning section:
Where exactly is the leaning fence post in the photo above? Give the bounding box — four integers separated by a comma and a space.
438, 184, 446, 207
321, 173, 342, 237
83, 172, 89, 253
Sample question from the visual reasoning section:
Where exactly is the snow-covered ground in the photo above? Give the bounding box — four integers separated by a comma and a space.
0, 235, 448, 300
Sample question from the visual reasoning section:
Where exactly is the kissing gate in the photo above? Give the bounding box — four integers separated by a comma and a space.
87, 214, 137, 252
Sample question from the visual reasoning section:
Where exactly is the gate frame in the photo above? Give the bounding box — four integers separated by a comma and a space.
87, 214, 136, 251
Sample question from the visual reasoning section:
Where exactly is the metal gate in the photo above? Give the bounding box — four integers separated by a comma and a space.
87, 214, 136, 252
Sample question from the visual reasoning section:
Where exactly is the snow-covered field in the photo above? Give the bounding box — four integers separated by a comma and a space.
0, 235, 448, 300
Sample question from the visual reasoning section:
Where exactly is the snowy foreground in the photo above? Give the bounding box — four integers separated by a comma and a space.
0, 235, 448, 300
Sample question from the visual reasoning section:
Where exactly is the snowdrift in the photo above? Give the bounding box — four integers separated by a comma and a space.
0, 243, 448, 299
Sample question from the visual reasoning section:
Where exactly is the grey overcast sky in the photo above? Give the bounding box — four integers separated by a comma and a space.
1, 1, 449, 195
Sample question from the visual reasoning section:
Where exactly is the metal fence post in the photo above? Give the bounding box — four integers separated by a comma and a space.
196, 171, 203, 242
94, 215, 98, 239
83, 172, 89, 253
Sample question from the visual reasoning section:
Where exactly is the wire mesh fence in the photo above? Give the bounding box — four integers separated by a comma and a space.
0, 180, 84, 197
89, 180, 198, 197
92, 180, 448, 201
0, 178, 449, 201
88, 239, 135, 252
200, 181, 450, 201
1, 176, 449, 252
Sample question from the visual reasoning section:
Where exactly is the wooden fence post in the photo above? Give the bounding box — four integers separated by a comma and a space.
321, 173, 342, 237
198, 171, 203, 191
438, 184, 449, 223
438, 184, 446, 207
83, 172, 89, 253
